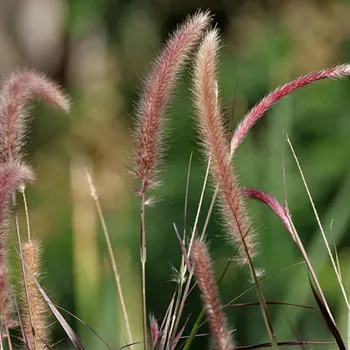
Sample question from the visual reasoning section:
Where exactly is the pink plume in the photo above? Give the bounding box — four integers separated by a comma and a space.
0, 70, 69, 164
231, 65, 350, 154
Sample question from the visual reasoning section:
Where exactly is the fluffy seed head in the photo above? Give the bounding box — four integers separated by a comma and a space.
191, 240, 233, 350
133, 11, 211, 192
22, 239, 48, 350
0, 70, 70, 164
149, 314, 159, 349
193, 29, 256, 263
0, 163, 33, 328
231, 64, 350, 154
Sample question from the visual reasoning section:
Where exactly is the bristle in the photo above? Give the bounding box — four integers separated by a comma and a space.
231, 64, 350, 154
191, 240, 233, 350
133, 11, 211, 192
193, 29, 256, 263
22, 239, 48, 349
0, 70, 70, 164
149, 313, 159, 349
0, 163, 33, 329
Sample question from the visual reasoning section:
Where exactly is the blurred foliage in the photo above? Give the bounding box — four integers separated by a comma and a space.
2, 0, 350, 348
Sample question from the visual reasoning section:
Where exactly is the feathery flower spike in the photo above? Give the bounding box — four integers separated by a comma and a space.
0, 70, 70, 164
133, 11, 211, 192
231, 64, 350, 154
191, 240, 233, 350
0, 163, 33, 328
193, 29, 256, 263
149, 314, 159, 349
241, 187, 294, 241
22, 239, 48, 350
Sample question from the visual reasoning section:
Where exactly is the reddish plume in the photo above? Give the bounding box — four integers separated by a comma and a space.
231, 65, 350, 154
191, 240, 233, 350
0, 70, 69, 164
133, 11, 210, 192
149, 314, 159, 349
193, 29, 256, 263
242, 187, 294, 240
0, 163, 33, 328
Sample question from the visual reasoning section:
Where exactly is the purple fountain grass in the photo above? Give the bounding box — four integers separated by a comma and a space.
192, 29, 280, 349
0, 70, 70, 164
0, 163, 33, 329
230, 64, 350, 155
191, 240, 233, 350
133, 10, 211, 193
193, 28, 256, 264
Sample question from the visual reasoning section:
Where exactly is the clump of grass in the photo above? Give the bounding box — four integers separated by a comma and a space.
192, 28, 277, 349
0, 71, 70, 349
0, 163, 33, 330
2, 9, 350, 350
129, 12, 350, 350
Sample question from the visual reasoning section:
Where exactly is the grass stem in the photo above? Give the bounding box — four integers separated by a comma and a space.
13, 193, 38, 350
85, 172, 133, 346
287, 137, 350, 311
141, 191, 148, 350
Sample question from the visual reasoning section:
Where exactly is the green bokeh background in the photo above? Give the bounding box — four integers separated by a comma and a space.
2, 0, 350, 348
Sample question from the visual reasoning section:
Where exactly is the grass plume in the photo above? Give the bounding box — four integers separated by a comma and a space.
21, 239, 48, 349
231, 65, 350, 154
193, 28, 256, 264
133, 11, 211, 192
149, 314, 159, 349
132, 11, 211, 349
191, 240, 233, 350
0, 164, 33, 329
0, 70, 70, 164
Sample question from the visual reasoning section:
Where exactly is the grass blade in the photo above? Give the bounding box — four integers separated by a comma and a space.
24, 263, 84, 349
309, 277, 345, 349
85, 171, 133, 345
287, 137, 350, 311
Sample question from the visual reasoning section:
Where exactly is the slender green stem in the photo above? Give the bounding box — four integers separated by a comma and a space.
248, 261, 278, 350
167, 154, 192, 346
236, 220, 278, 349
141, 192, 148, 350
86, 172, 133, 345
20, 187, 39, 350
288, 137, 350, 311
21, 187, 31, 241
13, 192, 38, 350
170, 159, 212, 343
